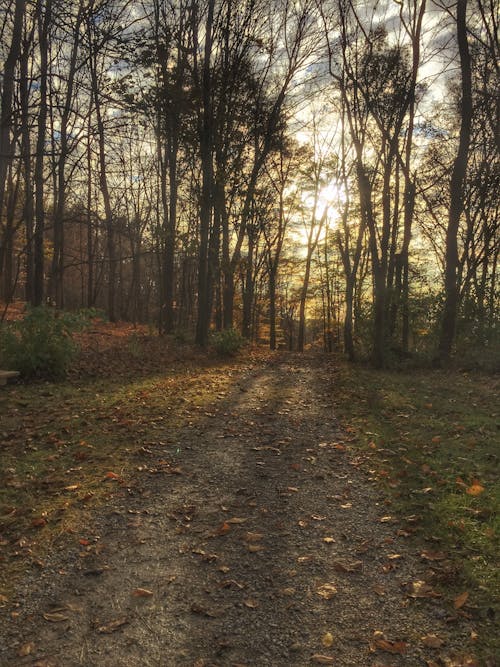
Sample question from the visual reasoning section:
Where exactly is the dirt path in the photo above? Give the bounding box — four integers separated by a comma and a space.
1, 354, 473, 666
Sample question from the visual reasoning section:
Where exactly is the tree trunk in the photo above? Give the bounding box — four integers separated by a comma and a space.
437, 0, 472, 364
34, 0, 52, 306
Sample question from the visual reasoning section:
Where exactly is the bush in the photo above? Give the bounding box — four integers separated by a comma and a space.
0, 306, 89, 379
211, 328, 245, 356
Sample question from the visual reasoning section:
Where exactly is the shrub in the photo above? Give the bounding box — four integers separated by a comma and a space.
211, 328, 245, 356
0, 306, 89, 379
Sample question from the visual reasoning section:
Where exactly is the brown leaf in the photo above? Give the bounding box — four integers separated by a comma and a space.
226, 517, 247, 524
454, 591, 469, 609
190, 603, 219, 617
406, 581, 441, 598
244, 531, 264, 542
316, 583, 337, 600
374, 639, 407, 654
323, 537, 335, 544
247, 544, 265, 552
243, 598, 259, 609
333, 559, 363, 573
421, 634, 444, 648
96, 616, 129, 633
105, 471, 120, 480
43, 611, 69, 623
31, 517, 47, 528
311, 655, 334, 664
132, 588, 154, 597
420, 550, 447, 561
17, 642, 35, 657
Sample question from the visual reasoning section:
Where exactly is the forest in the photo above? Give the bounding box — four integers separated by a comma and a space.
0, 0, 497, 368
0, 2, 499, 664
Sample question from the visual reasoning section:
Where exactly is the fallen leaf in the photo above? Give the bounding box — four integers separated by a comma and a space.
17, 642, 35, 656
43, 611, 69, 622
316, 583, 337, 600
190, 603, 219, 617
244, 531, 264, 542
322, 632, 334, 648
226, 517, 247, 524
421, 634, 444, 648
466, 484, 485, 496
406, 581, 441, 598
247, 544, 265, 552
64, 484, 80, 491
333, 559, 363, 573
132, 588, 153, 597
243, 598, 259, 609
454, 591, 469, 609
0, 594, 8, 604
323, 537, 335, 544
373, 638, 407, 654
311, 655, 334, 664
96, 617, 129, 633
31, 517, 47, 528
105, 471, 120, 480
214, 521, 231, 536
420, 550, 447, 561
220, 579, 245, 590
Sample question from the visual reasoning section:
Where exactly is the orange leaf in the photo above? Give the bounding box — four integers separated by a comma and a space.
214, 521, 231, 536
466, 484, 484, 496
454, 591, 469, 609
105, 471, 120, 480
79, 538, 90, 546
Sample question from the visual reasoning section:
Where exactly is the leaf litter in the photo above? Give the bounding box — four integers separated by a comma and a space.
0, 352, 490, 666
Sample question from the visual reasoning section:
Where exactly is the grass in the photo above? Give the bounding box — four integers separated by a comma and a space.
331, 360, 499, 657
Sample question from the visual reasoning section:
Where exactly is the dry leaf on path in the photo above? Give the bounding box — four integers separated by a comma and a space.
243, 598, 259, 609
226, 517, 247, 524
244, 531, 263, 542
421, 634, 445, 648
311, 655, 334, 664
373, 638, 407, 654
316, 583, 337, 600
333, 559, 363, 573
420, 550, 447, 561
43, 611, 69, 622
214, 521, 231, 536
406, 581, 441, 598
132, 588, 153, 597
454, 591, 469, 609
190, 603, 220, 617
96, 617, 129, 634
17, 642, 35, 657
322, 632, 334, 648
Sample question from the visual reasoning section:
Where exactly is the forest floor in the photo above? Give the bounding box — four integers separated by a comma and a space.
0, 321, 498, 667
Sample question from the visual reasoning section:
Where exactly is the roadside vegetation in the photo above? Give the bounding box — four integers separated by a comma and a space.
332, 360, 499, 657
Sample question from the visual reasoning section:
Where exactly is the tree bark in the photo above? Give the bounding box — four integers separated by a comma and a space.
437, 0, 472, 364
